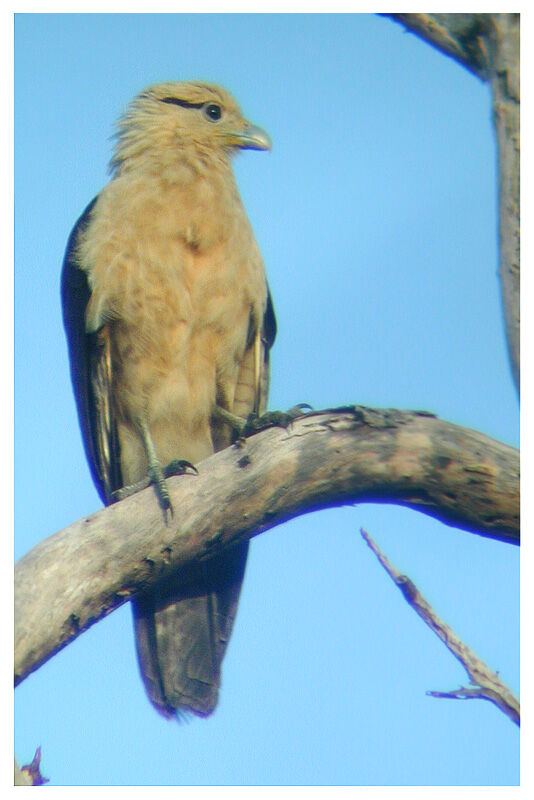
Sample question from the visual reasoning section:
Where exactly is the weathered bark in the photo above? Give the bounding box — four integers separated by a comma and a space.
14, 762, 33, 786
386, 13, 520, 393
15, 407, 519, 687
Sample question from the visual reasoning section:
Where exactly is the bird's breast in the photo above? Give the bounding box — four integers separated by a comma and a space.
80, 176, 267, 458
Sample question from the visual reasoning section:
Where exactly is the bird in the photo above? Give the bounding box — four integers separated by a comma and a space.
61, 81, 276, 718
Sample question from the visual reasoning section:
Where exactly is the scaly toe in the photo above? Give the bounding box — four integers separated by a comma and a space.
241, 404, 313, 436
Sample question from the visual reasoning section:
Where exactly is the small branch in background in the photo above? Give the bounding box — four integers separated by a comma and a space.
15, 747, 49, 786
360, 527, 520, 726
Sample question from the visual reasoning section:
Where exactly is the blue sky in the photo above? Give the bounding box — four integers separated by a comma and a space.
14, 13, 519, 786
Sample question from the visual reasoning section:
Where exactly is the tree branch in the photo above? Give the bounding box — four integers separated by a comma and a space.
385, 13, 520, 394
485, 14, 520, 394
384, 14, 490, 79
361, 527, 520, 726
15, 407, 519, 687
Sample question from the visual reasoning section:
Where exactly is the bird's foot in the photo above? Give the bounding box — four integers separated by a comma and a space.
110, 459, 197, 516
228, 403, 313, 438
148, 459, 198, 516
214, 403, 312, 438
148, 461, 173, 514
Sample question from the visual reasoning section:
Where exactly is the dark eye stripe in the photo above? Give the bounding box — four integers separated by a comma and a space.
161, 97, 205, 109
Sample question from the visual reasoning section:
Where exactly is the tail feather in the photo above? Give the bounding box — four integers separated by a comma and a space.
132, 541, 249, 718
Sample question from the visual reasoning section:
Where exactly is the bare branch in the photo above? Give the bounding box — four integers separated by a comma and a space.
361, 527, 519, 725
485, 15, 520, 393
384, 14, 489, 79
15, 407, 518, 687
385, 13, 520, 393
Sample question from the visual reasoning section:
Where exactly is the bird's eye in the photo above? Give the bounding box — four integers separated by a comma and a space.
204, 103, 222, 122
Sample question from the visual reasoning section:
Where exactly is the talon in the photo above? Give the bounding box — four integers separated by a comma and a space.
288, 403, 313, 415
110, 458, 195, 516
163, 459, 198, 478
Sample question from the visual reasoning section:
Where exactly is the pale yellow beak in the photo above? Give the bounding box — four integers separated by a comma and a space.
230, 123, 272, 151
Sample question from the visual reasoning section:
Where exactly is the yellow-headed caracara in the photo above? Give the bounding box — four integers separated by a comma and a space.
61, 82, 276, 718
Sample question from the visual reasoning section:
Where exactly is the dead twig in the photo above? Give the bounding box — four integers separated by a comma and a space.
360, 527, 519, 726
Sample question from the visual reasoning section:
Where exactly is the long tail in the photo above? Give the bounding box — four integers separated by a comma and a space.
132, 541, 249, 718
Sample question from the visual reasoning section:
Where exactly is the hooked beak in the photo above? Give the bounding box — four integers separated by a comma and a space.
229, 123, 272, 151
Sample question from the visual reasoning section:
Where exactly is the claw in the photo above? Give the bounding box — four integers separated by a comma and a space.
286, 403, 313, 417
112, 418, 200, 518
163, 459, 198, 478
110, 459, 197, 516
150, 459, 198, 516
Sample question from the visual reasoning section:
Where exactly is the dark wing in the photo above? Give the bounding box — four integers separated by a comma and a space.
258, 287, 276, 414
61, 197, 122, 505
264, 287, 277, 345
227, 285, 276, 422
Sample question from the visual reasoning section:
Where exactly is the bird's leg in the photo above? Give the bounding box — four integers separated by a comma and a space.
137, 417, 174, 513
111, 418, 196, 514
213, 405, 248, 434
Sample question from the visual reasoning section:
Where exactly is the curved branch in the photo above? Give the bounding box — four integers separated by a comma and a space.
385, 13, 520, 393
15, 407, 519, 687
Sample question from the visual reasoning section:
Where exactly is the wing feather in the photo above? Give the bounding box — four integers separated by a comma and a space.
233, 287, 276, 419
61, 197, 121, 504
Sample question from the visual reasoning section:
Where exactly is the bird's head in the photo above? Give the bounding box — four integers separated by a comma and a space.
110, 81, 271, 176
